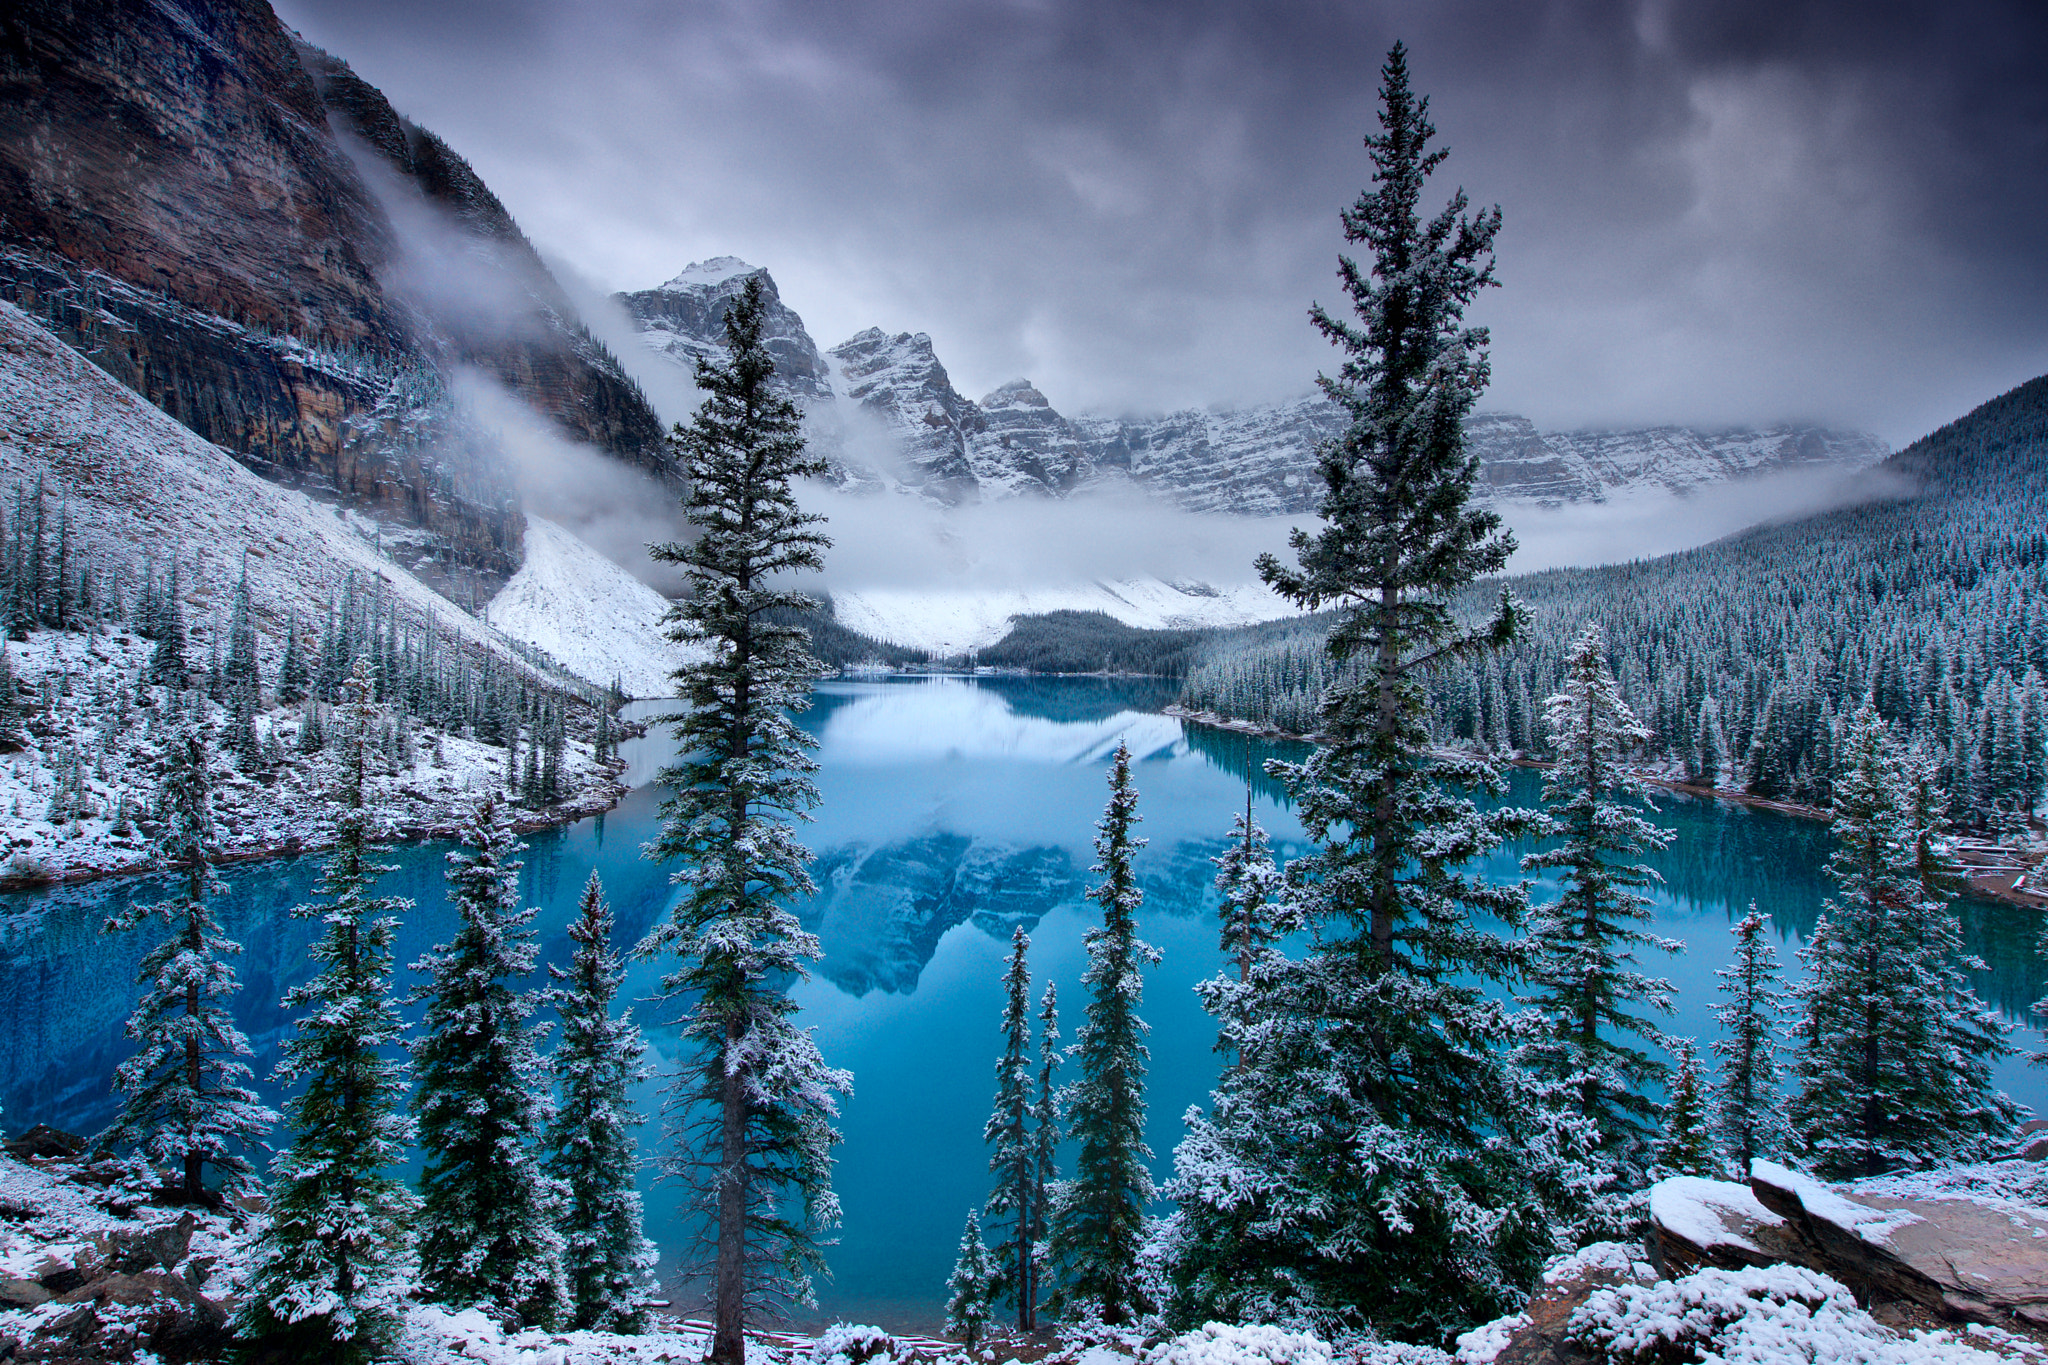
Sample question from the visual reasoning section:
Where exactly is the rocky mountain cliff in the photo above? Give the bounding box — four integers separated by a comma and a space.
623, 259, 1888, 512
0, 0, 669, 601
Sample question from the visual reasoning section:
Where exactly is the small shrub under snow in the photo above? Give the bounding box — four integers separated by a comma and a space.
1141, 1323, 1335, 1365
811, 1322, 902, 1365
1566, 1264, 2006, 1365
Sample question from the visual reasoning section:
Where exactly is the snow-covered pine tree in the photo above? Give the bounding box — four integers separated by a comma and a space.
1213, 777, 1286, 986
223, 556, 261, 768
640, 273, 849, 1365
546, 871, 658, 1333
945, 1211, 998, 1353
1789, 706, 2017, 1177
1049, 740, 1158, 1324
238, 658, 416, 1362
984, 927, 1040, 1330
1710, 906, 1788, 1173
146, 562, 185, 687
100, 727, 274, 1199
1517, 623, 1678, 1186
1170, 44, 1591, 1342
277, 609, 309, 704
1654, 1040, 1716, 1178
410, 791, 564, 1327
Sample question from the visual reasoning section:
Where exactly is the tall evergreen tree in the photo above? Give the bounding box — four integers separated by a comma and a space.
1170, 44, 1592, 1342
238, 659, 415, 1363
1049, 741, 1158, 1324
224, 559, 262, 769
101, 728, 274, 1198
639, 273, 849, 1365
1790, 706, 2017, 1177
410, 792, 564, 1327
1213, 780, 1287, 986
147, 563, 185, 687
277, 609, 310, 704
984, 928, 1041, 1330
1710, 907, 1788, 1174
546, 871, 658, 1333
1517, 623, 1678, 1186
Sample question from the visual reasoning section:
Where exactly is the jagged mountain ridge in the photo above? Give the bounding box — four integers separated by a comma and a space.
0, 0, 669, 602
619, 259, 1889, 512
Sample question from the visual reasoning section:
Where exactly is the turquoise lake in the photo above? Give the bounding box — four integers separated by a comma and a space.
0, 675, 2042, 1332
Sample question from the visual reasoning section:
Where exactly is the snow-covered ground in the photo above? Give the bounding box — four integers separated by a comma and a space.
830, 579, 1299, 657
0, 628, 621, 885
0, 301, 526, 677
486, 516, 680, 698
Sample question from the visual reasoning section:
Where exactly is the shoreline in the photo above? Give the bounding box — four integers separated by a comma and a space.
0, 767, 633, 894
1164, 705, 2048, 912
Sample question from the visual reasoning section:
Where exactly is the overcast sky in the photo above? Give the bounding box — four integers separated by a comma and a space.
276, 0, 2048, 447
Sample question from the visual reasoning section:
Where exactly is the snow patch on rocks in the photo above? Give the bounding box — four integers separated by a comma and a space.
1651, 1177, 1789, 1256
1568, 1263, 2006, 1365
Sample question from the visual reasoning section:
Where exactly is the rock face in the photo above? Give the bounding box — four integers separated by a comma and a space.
617, 257, 832, 400
0, 0, 669, 598
1646, 1162, 2048, 1332
620, 261, 1888, 513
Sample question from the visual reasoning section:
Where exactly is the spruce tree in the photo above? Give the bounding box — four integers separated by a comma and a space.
147, 563, 185, 687
1517, 623, 1678, 1186
410, 792, 565, 1327
1170, 44, 1591, 1342
1213, 780, 1287, 986
640, 273, 849, 1365
238, 658, 415, 1363
1049, 740, 1158, 1325
101, 728, 274, 1199
1654, 1040, 1717, 1178
546, 871, 658, 1333
1789, 706, 2017, 1177
984, 928, 1040, 1330
277, 609, 309, 704
1710, 906, 1788, 1173
224, 560, 262, 769
946, 1211, 998, 1353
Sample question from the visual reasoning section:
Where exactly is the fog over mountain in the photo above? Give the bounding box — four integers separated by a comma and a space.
275, 0, 2048, 449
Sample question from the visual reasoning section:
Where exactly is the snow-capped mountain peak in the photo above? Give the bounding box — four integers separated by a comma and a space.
661, 255, 760, 290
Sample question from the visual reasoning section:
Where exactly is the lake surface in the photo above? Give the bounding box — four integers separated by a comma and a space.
1, 675, 2042, 1331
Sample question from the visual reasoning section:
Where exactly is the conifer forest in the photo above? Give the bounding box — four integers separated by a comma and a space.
2, 9, 2047, 1365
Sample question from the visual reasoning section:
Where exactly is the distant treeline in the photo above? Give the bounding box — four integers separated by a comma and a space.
977, 610, 1211, 677
1180, 374, 2048, 826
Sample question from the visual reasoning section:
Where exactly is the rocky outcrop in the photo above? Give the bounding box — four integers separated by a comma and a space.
618, 257, 832, 400
1646, 1162, 2048, 1332
0, 0, 669, 600
620, 260, 1888, 513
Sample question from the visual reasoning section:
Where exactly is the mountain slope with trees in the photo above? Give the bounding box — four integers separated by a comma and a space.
1183, 374, 2048, 826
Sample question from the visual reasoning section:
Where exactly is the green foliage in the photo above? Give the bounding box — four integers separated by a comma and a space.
410, 792, 564, 1327
546, 871, 658, 1333
1168, 46, 1598, 1343
1050, 742, 1159, 1325
945, 1211, 999, 1352
979, 611, 1210, 676
1655, 1040, 1717, 1179
640, 274, 850, 1362
237, 659, 415, 1361
983, 928, 1042, 1329
100, 727, 274, 1198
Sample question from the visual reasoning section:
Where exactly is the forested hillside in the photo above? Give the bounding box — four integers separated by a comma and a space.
1182, 375, 2048, 824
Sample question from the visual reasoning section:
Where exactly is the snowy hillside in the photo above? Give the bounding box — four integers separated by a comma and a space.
830, 578, 1299, 656
485, 516, 682, 697
0, 302, 531, 676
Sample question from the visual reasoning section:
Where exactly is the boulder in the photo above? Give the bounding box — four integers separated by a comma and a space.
1748, 1159, 2048, 1324
1646, 1176, 1819, 1276
1457, 1243, 1657, 1365
3, 1124, 86, 1159
0, 1277, 49, 1307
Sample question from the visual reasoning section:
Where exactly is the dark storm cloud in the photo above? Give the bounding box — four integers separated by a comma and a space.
275, 0, 2048, 445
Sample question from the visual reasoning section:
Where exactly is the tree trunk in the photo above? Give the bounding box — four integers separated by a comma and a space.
711, 1019, 749, 1365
